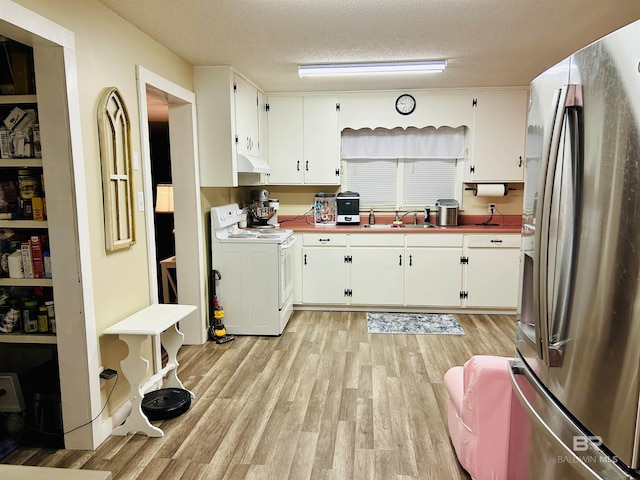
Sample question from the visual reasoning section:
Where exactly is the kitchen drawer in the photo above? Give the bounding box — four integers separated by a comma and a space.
302, 233, 348, 246
466, 234, 521, 248
406, 234, 463, 248
350, 233, 404, 247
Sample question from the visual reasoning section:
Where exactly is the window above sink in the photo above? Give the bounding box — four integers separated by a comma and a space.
341, 126, 466, 210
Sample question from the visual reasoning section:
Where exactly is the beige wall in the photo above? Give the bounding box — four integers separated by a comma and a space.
264, 184, 523, 217
13, 0, 194, 410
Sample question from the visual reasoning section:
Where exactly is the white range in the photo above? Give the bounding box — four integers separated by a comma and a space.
210, 204, 295, 335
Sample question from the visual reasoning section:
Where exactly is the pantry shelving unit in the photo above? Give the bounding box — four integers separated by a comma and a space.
0, 91, 55, 344
1, 2, 100, 450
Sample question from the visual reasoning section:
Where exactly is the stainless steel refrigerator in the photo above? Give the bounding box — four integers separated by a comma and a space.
510, 19, 640, 479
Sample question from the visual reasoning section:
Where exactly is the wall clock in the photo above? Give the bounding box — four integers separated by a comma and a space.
395, 94, 416, 115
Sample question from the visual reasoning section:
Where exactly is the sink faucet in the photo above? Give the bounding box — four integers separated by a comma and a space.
395, 211, 413, 224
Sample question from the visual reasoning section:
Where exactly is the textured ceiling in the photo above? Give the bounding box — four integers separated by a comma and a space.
99, 0, 640, 93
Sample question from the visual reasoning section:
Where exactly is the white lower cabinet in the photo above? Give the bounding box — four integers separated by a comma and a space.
405, 235, 464, 307
301, 234, 348, 304
296, 232, 520, 309
349, 234, 404, 305
464, 234, 521, 308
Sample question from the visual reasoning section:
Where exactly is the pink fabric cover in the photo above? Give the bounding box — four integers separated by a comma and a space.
444, 355, 521, 480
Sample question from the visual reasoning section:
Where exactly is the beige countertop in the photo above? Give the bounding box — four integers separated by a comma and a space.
278, 214, 522, 234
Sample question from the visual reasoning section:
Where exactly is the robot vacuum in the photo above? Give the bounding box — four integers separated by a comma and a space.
141, 388, 191, 420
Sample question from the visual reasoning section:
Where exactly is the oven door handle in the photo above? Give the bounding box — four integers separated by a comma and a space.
280, 236, 297, 250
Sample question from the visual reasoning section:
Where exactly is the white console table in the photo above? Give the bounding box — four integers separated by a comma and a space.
103, 303, 197, 437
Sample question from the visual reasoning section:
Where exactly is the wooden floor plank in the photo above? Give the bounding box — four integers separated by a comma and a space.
3, 312, 516, 479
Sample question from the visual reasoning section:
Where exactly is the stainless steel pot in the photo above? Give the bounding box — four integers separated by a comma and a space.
435, 199, 459, 226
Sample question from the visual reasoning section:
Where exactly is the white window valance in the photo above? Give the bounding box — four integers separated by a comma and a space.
341, 126, 466, 160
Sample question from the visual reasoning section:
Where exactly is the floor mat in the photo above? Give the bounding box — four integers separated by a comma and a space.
366, 312, 465, 335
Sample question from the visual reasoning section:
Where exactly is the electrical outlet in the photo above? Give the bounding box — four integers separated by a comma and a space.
100, 368, 117, 380
488, 203, 496, 214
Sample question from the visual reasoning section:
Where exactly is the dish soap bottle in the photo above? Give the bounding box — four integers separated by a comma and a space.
369, 208, 375, 225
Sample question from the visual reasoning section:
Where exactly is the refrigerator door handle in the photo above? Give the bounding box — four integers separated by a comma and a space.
535, 84, 583, 367
509, 358, 630, 480
548, 85, 583, 365
534, 87, 565, 364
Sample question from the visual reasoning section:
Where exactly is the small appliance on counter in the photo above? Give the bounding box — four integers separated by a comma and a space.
337, 191, 360, 224
314, 192, 336, 226
266, 198, 279, 227
248, 189, 278, 228
435, 199, 459, 226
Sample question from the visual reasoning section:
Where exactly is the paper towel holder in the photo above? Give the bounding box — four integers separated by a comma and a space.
465, 183, 515, 196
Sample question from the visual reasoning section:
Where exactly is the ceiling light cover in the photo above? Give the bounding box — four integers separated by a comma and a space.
298, 61, 447, 77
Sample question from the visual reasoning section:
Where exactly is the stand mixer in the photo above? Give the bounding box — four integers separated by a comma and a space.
248, 189, 279, 228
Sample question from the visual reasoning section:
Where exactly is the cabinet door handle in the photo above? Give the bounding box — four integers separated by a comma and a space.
304, 254, 307, 265
490, 239, 503, 244
305, 161, 309, 171
409, 255, 412, 266
318, 238, 330, 243
296, 160, 300, 171
519, 155, 523, 167
399, 254, 402, 266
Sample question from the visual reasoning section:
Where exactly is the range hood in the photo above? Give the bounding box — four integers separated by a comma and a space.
237, 154, 270, 174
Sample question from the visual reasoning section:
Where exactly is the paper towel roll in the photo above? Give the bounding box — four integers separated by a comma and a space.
474, 183, 507, 197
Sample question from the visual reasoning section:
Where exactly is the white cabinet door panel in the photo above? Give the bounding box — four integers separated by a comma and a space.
466, 247, 520, 307
303, 96, 339, 185
267, 96, 303, 184
234, 74, 259, 156
350, 247, 404, 305
302, 247, 347, 304
468, 89, 527, 182
405, 248, 463, 307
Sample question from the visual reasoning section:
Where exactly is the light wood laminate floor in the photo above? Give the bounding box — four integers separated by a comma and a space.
4, 311, 517, 479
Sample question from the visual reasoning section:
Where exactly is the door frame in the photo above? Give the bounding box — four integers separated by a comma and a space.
0, 0, 102, 449
136, 66, 206, 345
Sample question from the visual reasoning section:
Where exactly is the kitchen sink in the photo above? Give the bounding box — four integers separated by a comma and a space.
361, 224, 404, 229
401, 224, 441, 229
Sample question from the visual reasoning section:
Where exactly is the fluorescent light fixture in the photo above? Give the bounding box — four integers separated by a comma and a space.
298, 61, 447, 77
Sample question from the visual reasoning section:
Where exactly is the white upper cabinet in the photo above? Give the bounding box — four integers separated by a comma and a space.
267, 95, 340, 185
234, 74, 259, 157
466, 89, 528, 182
258, 90, 268, 163
303, 96, 340, 184
194, 66, 265, 187
266, 96, 303, 184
